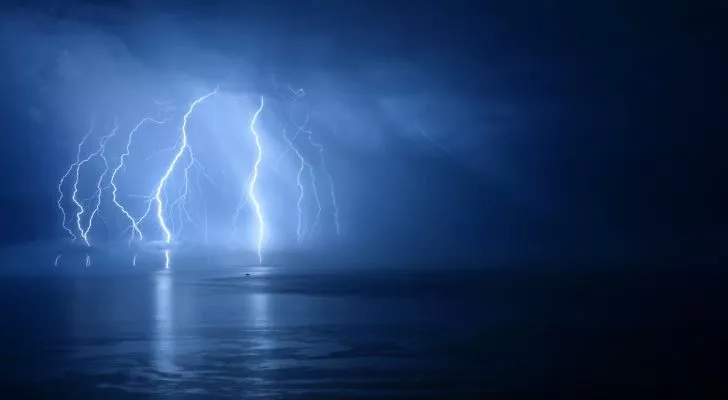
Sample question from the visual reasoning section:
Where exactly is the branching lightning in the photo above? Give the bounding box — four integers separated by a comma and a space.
153, 88, 218, 251
307, 132, 340, 236
57, 124, 93, 240
275, 86, 341, 240
287, 86, 339, 236
53, 83, 344, 269
109, 117, 170, 242
82, 120, 118, 241
281, 125, 311, 242
72, 123, 118, 246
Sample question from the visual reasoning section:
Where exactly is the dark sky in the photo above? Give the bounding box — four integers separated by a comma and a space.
0, 0, 725, 264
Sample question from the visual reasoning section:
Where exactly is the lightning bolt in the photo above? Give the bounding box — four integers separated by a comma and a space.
72, 123, 118, 246
277, 86, 340, 237
168, 149, 201, 239
154, 89, 217, 243
307, 132, 340, 236
109, 117, 170, 243
308, 158, 323, 233
82, 120, 118, 241
281, 127, 309, 242
153, 88, 218, 267
57, 124, 93, 240
53, 83, 341, 265
290, 119, 324, 235
248, 96, 266, 264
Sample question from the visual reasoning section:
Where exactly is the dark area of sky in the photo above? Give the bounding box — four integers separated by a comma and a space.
0, 0, 725, 264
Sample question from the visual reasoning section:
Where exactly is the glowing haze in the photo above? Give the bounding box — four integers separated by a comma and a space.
52, 85, 342, 266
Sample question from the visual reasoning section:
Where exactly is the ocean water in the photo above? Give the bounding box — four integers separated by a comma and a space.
0, 246, 724, 398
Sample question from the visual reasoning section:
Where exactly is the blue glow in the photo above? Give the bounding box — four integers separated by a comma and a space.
52, 85, 343, 268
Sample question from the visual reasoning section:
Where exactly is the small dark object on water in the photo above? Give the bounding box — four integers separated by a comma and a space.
245, 273, 251, 277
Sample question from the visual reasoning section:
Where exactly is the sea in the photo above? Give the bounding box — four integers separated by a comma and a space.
0, 243, 724, 398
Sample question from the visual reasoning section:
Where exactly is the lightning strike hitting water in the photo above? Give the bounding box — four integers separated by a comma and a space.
53, 84, 344, 267
83, 121, 119, 240
109, 118, 169, 242
153, 88, 218, 251
248, 96, 266, 264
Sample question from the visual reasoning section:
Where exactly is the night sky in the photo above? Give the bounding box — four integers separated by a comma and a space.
0, 0, 725, 265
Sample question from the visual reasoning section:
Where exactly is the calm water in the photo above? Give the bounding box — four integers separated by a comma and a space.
0, 250, 724, 398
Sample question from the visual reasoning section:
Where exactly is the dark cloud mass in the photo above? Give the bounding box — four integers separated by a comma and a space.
0, 0, 725, 263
